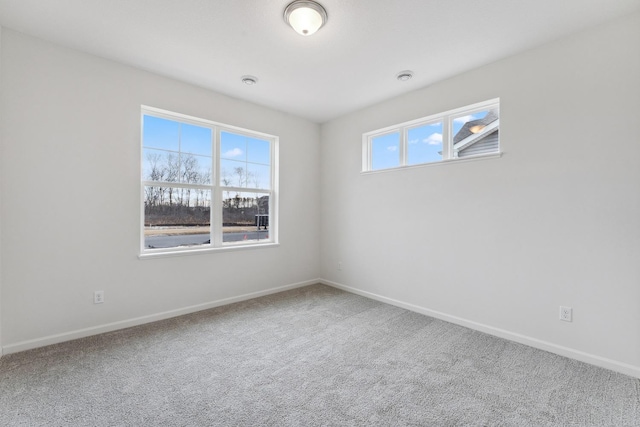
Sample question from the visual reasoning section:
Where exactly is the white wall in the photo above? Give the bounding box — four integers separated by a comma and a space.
0, 29, 321, 350
320, 13, 640, 377
0, 26, 3, 357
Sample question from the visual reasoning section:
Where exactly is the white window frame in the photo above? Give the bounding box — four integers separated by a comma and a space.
140, 106, 278, 258
362, 98, 500, 172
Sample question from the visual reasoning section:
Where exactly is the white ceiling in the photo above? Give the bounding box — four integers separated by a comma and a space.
1, 0, 638, 123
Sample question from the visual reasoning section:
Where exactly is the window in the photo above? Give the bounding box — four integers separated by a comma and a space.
363, 99, 500, 171
141, 107, 277, 255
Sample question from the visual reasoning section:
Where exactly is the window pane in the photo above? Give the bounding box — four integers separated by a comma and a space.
246, 163, 271, 190
220, 159, 249, 187
246, 137, 270, 165
180, 153, 212, 184
452, 109, 499, 158
143, 148, 166, 181
220, 159, 270, 189
407, 122, 443, 165
220, 131, 272, 189
371, 132, 400, 170
143, 149, 179, 182
222, 191, 269, 243
220, 131, 247, 161
180, 123, 212, 156
144, 186, 211, 249
143, 115, 180, 151
452, 109, 489, 135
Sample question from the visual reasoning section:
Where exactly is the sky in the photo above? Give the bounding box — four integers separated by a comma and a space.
142, 115, 271, 189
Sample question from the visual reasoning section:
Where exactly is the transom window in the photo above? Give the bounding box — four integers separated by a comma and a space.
363, 99, 500, 171
141, 107, 277, 255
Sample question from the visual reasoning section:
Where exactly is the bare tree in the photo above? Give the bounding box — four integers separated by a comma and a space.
234, 166, 246, 187
144, 152, 166, 214
221, 169, 232, 209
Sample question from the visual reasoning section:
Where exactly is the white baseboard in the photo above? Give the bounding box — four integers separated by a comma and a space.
5, 278, 639, 379
2, 279, 319, 356
320, 279, 640, 380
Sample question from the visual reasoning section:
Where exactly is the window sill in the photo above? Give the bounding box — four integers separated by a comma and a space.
361, 152, 502, 175
139, 242, 280, 260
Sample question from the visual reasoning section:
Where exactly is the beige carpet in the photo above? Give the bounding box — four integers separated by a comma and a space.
1, 284, 639, 426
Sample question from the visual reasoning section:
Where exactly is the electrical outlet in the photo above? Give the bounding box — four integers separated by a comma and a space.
559, 306, 572, 322
338, 261, 343, 271
94, 290, 104, 304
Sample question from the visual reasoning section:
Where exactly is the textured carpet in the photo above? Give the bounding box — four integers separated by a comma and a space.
1, 284, 639, 426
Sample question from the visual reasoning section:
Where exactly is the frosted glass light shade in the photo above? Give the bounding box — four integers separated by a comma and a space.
284, 1, 327, 36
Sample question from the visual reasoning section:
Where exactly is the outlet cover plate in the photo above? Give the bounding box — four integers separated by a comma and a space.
94, 290, 104, 304
559, 306, 572, 322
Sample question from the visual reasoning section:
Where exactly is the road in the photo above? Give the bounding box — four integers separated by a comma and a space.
145, 231, 269, 248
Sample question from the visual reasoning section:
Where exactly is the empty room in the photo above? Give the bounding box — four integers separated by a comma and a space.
1, 0, 639, 425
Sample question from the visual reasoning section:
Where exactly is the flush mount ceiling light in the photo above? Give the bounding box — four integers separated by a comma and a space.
284, 0, 328, 36
241, 75, 258, 85
396, 70, 413, 81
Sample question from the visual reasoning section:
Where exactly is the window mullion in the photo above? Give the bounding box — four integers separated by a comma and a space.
212, 128, 222, 247
212, 186, 223, 246
221, 186, 270, 194
442, 117, 452, 160
141, 180, 211, 190
177, 123, 182, 183
399, 128, 407, 166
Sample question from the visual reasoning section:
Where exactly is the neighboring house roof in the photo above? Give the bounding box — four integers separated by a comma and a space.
454, 109, 499, 144
453, 109, 499, 157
